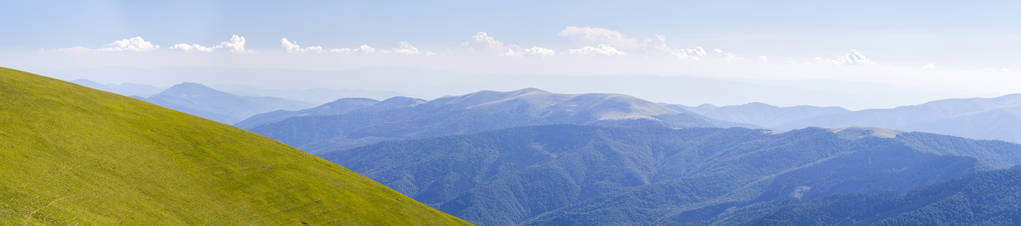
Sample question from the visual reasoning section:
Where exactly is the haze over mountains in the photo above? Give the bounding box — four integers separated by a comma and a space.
669, 102, 851, 129
245, 88, 741, 153
0, 67, 467, 224
677, 94, 1021, 144
144, 82, 312, 124
72, 79, 164, 97
215, 84, 403, 105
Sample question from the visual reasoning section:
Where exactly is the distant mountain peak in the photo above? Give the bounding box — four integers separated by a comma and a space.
167, 82, 213, 90
322, 97, 379, 106
152, 82, 232, 100
740, 102, 774, 108
512, 87, 551, 95
148, 82, 311, 124
830, 126, 900, 139
379, 96, 426, 106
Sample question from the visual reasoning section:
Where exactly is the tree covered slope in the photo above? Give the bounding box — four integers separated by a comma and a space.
0, 67, 468, 225
715, 166, 1021, 225
325, 124, 1021, 225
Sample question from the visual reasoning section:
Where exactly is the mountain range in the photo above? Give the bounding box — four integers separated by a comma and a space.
670, 102, 851, 129
51, 72, 1021, 225
324, 124, 1021, 225
245, 88, 742, 154
71, 79, 164, 97
674, 94, 1021, 144
144, 82, 313, 124
215, 84, 403, 105
0, 67, 467, 224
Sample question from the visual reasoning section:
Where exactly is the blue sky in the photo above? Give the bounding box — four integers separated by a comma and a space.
3, 0, 1021, 108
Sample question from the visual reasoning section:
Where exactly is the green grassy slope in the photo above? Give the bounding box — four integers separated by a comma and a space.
0, 67, 469, 225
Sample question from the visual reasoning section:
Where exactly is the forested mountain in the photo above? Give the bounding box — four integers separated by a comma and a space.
0, 67, 467, 224
145, 82, 312, 124
714, 166, 1021, 225
248, 88, 740, 154
323, 124, 1021, 225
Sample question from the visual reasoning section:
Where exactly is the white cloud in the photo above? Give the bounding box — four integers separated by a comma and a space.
647, 35, 716, 60
558, 26, 640, 50
922, 63, 935, 70
672, 46, 708, 59
327, 44, 388, 55
713, 49, 738, 60
813, 49, 875, 65
568, 44, 626, 56
843, 49, 872, 65
506, 46, 557, 56
167, 34, 248, 53
393, 41, 421, 55
469, 32, 556, 56
473, 32, 506, 50
99, 36, 159, 52
170, 43, 214, 52
558, 30, 738, 61
217, 34, 248, 53
326, 45, 378, 54
280, 38, 300, 51
523, 46, 555, 56
359, 45, 376, 54
281, 38, 324, 53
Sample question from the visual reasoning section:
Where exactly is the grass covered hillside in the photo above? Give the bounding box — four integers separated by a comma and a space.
0, 67, 468, 225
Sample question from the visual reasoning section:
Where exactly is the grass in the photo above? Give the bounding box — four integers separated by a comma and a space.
0, 67, 469, 225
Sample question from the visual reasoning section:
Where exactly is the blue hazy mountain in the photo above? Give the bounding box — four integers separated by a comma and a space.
145, 82, 313, 124
713, 165, 1021, 225
71, 79, 164, 97
235, 97, 421, 129
246, 88, 744, 153
675, 94, 1021, 144
323, 124, 1021, 225
214, 84, 404, 105
667, 102, 851, 129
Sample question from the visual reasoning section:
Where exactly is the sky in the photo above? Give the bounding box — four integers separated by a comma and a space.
3, 0, 1021, 109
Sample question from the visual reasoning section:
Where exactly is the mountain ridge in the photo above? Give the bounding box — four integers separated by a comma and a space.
146, 82, 312, 124
675, 94, 1021, 144
247, 88, 744, 153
